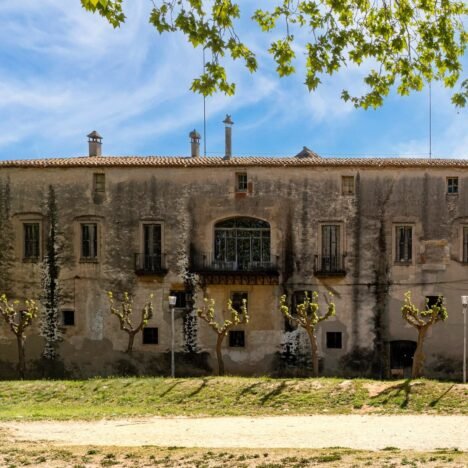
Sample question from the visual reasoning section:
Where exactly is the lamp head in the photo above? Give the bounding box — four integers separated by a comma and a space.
168, 295, 177, 307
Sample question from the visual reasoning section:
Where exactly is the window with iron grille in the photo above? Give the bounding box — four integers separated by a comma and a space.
341, 176, 355, 195
62, 310, 75, 326
229, 330, 245, 347
320, 225, 341, 272
236, 173, 248, 192
170, 290, 187, 309
23, 223, 40, 259
447, 177, 458, 194
326, 332, 342, 349
143, 224, 162, 270
395, 226, 412, 263
143, 327, 158, 344
230, 292, 248, 313
94, 173, 105, 192
81, 223, 98, 259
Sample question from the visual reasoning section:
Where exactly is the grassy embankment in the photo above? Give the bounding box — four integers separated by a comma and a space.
0, 377, 466, 420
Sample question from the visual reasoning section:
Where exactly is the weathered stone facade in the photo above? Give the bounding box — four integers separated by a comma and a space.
0, 149, 466, 379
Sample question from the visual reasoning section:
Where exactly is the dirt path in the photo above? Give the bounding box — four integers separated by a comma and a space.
2, 415, 467, 451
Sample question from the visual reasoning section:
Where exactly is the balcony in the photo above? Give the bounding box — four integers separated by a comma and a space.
314, 255, 346, 277
134, 253, 168, 276
191, 253, 279, 284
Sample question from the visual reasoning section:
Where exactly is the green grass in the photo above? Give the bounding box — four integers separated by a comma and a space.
0, 377, 466, 420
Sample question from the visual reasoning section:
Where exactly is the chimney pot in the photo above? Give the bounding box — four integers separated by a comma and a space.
87, 130, 102, 157
189, 129, 201, 158
223, 114, 234, 160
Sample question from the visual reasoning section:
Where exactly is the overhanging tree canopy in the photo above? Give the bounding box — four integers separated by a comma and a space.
81, 0, 467, 108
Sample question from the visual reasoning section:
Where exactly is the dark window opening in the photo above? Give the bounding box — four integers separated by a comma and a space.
396, 226, 412, 263
170, 290, 188, 309
24, 223, 40, 259
230, 292, 248, 313
463, 227, 468, 263
143, 224, 162, 271
81, 223, 98, 259
143, 327, 158, 344
326, 332, 342, 349
426, 295, 443, 310
390, 340, 416, 369
236, 173, 248, 192
229, 330, 245, 347
447, 177, 458, 194
94, 173, 106, 193
62, 310, 75, 326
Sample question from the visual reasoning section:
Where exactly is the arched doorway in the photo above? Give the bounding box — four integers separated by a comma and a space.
214, 217, 271, 271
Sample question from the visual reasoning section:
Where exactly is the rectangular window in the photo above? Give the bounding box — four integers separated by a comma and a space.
292, 290, 313, 311
62, 310, 75, 326
396, 226, 412, 263
236, 173, 248, 192
81, 223, 98, 259
342, 176, 355, 195
229, 330, 245, 347
170, 290, 187, 309
320, 225, 341, 272
463, 227, 468, 263
23, 223, 40, 259
94, 173, 105, 193
143, 327, 158, 344
230, 292, 248, 313
447, 177, 458, 194
425, 296, 443, 310
143, 224, 162, 271
326, 332, 342, 349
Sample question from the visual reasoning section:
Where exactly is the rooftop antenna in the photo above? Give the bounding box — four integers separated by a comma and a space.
429, 80, 432, 159
203, 47, 207, 157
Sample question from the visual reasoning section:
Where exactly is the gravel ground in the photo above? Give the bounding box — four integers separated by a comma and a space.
2, 415, 467, 451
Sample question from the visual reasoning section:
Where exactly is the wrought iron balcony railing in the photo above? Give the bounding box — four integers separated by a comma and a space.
191, 252, 278, 274
314, 254, 346, 276
134, 253, 167, 275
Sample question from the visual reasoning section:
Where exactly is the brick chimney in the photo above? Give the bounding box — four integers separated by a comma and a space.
189, 129, 201, 158
87, 131, 102, 157
223, 115, 234, 160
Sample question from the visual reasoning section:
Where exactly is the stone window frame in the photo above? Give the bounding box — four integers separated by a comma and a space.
447, 176, 459, 195
74, 215, 104, 264
139, 220, 165, 262
341, 175, 355, 196
93, 173, 106, 193
13, 213, 44, 263
235, 172, 248, 192
317, 221, 346, 259
393, 224, 414, 265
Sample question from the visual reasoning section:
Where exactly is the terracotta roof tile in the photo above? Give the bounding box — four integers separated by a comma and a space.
0, 155, 467, 169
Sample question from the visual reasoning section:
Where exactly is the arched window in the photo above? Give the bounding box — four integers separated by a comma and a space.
214, 217, 271, 270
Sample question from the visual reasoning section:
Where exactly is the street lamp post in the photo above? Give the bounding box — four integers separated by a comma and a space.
168, 295, 177, 378
461, 296, 468, 384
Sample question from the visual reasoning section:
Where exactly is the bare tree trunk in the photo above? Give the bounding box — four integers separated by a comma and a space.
216, 333, 225, 376
306, 327, 319, 377
16, 334, 25, 379
126, 332, 136, 354
412, 327, 427, 378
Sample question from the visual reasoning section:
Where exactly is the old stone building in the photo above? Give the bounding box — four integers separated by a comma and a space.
0, 127, 466, 379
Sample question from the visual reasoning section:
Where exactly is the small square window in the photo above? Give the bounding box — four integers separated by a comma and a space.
230, 292, 248, 314
425, 296, 443, 310
94, 173, 105, 193
169, 291, 188, 309
236, 173, 248, 192
62, 310, 75, 326
447, 177, 458, 194
326, 332, 342, 349
229, 330, 245, 347
143, 327, 158, 344
342, 176, 355, 195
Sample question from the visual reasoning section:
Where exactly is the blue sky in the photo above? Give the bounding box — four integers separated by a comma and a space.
0, 1, 466, 160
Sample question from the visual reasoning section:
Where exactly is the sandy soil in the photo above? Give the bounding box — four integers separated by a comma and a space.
2, 415, 467, 451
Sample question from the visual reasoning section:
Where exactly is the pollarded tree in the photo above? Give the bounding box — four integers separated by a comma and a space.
197, 297, 249, 376
280, 292, 335, 377
401, 291, 448, 378
108, 292, 154, 353
0, 294, 39, 379
81, 0, 467, 108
